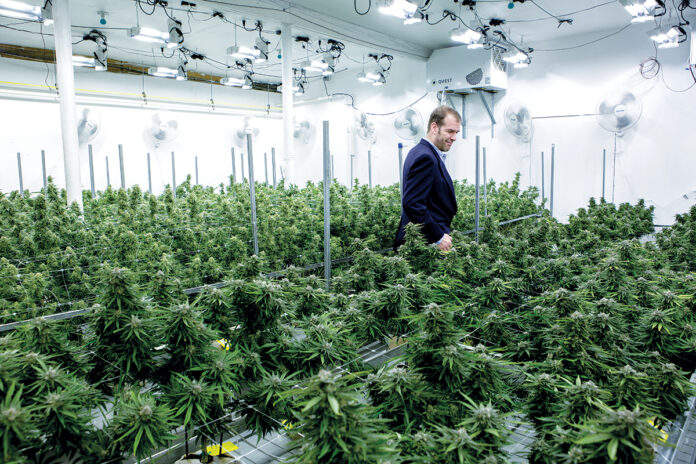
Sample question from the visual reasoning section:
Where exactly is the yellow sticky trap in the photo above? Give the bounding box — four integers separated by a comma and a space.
206, 441, 238, 456
281, 419, 294, 430
215, 339, 230, 351
648, 418, 669, 443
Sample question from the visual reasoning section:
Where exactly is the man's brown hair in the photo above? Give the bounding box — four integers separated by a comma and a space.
427, 105, 462, 131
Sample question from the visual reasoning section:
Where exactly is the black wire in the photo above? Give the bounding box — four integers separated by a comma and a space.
354, 0, 370, 15
136, 0, 157, 15
426, 10, 457, 26
365, 92, 429, 116
494, 1, 614, 23
534, 23, 632, 52
529, 0, 573, 27
322, 78, 357, 110
39, 23, 55, 94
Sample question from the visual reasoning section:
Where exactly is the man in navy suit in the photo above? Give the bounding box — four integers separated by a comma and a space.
394, 106, 461, 251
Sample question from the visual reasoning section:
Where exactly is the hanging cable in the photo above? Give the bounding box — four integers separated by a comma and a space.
354, 0, 370, 15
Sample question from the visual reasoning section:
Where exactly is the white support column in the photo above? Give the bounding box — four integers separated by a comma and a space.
281, 22, 295, 185
53, 0, 82, 210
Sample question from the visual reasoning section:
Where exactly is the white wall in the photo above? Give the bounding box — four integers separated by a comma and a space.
1, 59, 282, 195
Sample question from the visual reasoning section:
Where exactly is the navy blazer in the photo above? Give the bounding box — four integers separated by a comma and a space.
394, 138, 457, 247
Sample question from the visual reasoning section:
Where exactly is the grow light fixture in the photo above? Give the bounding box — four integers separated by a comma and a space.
0, 0, 41, 21
649, 24, 686, 49
93, 37, 107, 71
379, 0, 418, 19
227, 45, 260, 61
451, 27, 482, 45
619, 0, 664, 23
503, 49, 531, 68
129, 26, 175, 48
277, 83, 304, 95
303, 53, 334, 74
357, 72, 373, 82
403, 9, 424, 24
254, 37, 269, 63
221, 73, 253, 89
168, 17, 184, 48
372, 72, 387, 86
147, 66, 186, 80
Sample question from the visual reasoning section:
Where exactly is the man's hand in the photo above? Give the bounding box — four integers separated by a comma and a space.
437, 233, 452, 251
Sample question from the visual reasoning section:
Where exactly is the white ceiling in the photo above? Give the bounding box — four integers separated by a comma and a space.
0, 0, 638, 86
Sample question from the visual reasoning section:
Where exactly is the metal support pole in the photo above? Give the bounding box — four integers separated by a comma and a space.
41, 150, 48, 192
106, 155, 111, 187
240, 152, 245, 181
54, 0, 82, 209
368, 150, 373, 188
612, 134, 617, 203
272, 148, 277, 188
118, 144, 125, 189
264, 152, 269, 184
483, 147, 488, 217
246, 135, 259, 256
195, 156, 199, 185
171, 151, 176, 198
398, 143, 404, 199
88, 145, 95, 197
350, 153, 354, 190
490, 92, 495, 139
281, 22, 295, 185
602, 148, 606, 201
550, 144, 555, 218
322, 121, 331, 290
231, 148, 236, 184
16, 153, 23, 193
331, 154, 335, 180
475, 136, 480, 243
461, 94, 467, 140
147, 153, 152, 194
541, 151, 545, 205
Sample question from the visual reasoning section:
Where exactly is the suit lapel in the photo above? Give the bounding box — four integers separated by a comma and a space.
421, 139, 456, 207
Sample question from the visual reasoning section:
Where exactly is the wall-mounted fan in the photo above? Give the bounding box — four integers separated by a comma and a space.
503, 101, 532, 142
143, 113, 180, 149
77, 107, 101, 144
596, 90, 642, 135
393, 108, 424, 140
355, 111, 376, 143
235, 116, 260, 147
293, 119, 315, 145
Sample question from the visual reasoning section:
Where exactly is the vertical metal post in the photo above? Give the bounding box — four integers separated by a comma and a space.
171, 151, 176, 199
612, 134, 617, 203
550, 144, 555, 218
483, 147, 488, 217
240, 152, 245, 181
349, 153, 354, 190
264, 152, 269, 184
147, 153, 152, 194
461, 95, 467, 140
398, 143, 404, 199
88, 145, 95, 197
475, 136, 480, 243
331, 154, 335, 180
272, 148, 277, 188
106, 155, 111, 187
195, 156, 199, 185
490, 93, 495, 139
541, 151, 545, 205
118, 144, 125, 189
16, 153, 24, 193
322, 121, 331, 290
368, 150, 373, 188
246, 135, 259, 256
231, 148, 236, 184
41, 150, 48, 192
602, 148, 606, 201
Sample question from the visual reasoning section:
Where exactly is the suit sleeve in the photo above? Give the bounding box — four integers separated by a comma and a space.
402, 153, 445, 243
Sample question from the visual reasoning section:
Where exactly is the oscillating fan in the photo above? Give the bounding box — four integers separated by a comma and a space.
293, 119, 315, 145
355, 111, 376, 143
77, 108, 101, 144
503, 102, 532, 142
393, 108, 424, 140
596, 90, 642, 135
234, 116, 260, 147
143, 113, 180, 149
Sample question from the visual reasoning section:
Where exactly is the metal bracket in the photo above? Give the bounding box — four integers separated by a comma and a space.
477, 90, 496, 126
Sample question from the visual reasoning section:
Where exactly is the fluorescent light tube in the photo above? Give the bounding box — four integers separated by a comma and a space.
0, 0, 41, 21
129, 26, 169, 45
221, 76, 245, 86
620, 0, 660, 23
72, 55, 95, 67
451, 28, 482, 44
